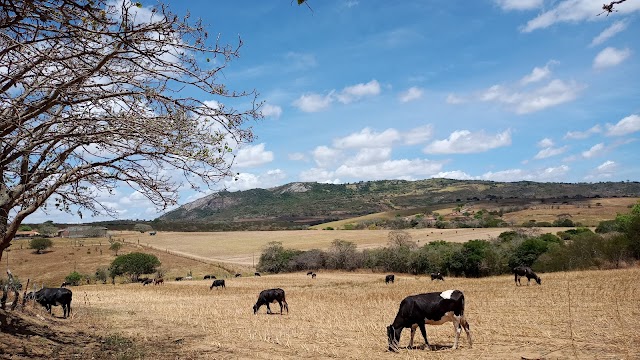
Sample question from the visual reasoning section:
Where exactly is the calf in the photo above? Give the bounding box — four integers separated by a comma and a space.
175, 277, 184, 281
204, 275, 216, 280
253, 288, 289, 315
311, 273, 316, 279
33, 288, 73, 319
430, 273, 444, 281
385, 274, 395, 284
513, 266, 541, 285
255, 272, 261, 277
306, 271, 313, 276
387, 290, 472, 352
61, 281, 71, 287
210, 279, 226, 289
235, 273, 242, 278
142, 279, 154, 286
153, 278, 164, 285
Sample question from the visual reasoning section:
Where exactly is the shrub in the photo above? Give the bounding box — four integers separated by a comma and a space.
95, 267, 108, 284
256, 242, 302, 273
65, 271, 83, 286
109, 252, 161, 281
29, 237, 53, 254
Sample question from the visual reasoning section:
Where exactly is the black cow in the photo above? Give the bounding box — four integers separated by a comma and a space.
311, 273, 316, 279
142, 279, 153, 286
253, 288, 289, 315
385, 274, 395, 284
204, 275, 216, 280
138, 277, 150, 283
255, 272, 261, 277
61, 281, 71, 287
175, 277, 184, 281
430, 273, 444, 281
210, 279, 226, 289
306, 271, 313, 276
235, 273, 241, 278
387, 290, 472, 352
513, 266, 541, 285
32, 288, 73, 319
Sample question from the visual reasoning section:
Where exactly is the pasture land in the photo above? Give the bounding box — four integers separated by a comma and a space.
117, 227, 582, 266
2, 268, 639, 359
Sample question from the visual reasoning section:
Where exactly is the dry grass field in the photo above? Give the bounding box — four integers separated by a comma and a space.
2, 268, 639, 359
117, 227, 582, 266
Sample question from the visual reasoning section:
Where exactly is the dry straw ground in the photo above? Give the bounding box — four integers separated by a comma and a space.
4, 268, 638, 359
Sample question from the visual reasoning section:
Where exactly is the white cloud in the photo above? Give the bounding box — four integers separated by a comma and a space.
605, 114, 640, 136
534, 146, 569, 159
399, 87, 423, 103
585, 160, 617, 180
494, 0, 542, 11
345, 148, 392, 166
234, 143, 274, 168
423, 129, 512, 154
223, 169, 287, 191
520, 61, 556, 85
597, 160, 617, 173
446, 94, 465, 104
334, 158, 444, 181
292, 93, 333, 112
590, 20, 629, 47
333, 127, 400, 149
312, 146, 342, 168
403, 125, 434, 145
432, 170, 474, 180
478, 79, 584, 114
261, 104, 282, 118
299, 168, 339, 183
521, 0, 640, 33
537, 138, 554, 148
564, 125, 602, 139
481, 165, 569, 182
593, 47, 631, 69
288, 152, 307, 161
335, 80, 381, 104
582, 143, 605, 158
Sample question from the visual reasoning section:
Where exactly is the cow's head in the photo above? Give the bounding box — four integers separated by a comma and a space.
253, 304, 258, 314
387, 325, 400, 352
535, 277, 541, 285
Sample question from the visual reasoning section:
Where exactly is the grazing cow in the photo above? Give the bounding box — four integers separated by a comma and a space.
387, 290, 472, 352
153, 278, 164, 285
253, 288, 289, 315
142, 279, 153, 286
255, 272, 261, 277
184, 276, 193, 280
32, 288, 73, 319
385, 274, 395, 284
210, 279, 226, 289
175, 277, 184, 281
430, 273, 444, 281
204, 275, 216, 280
138, 277, 150, 283
306, 271, 313, 276
311, 273, 316, 279
61, 281, 71, 287
513, 266, 541, 286
235, 273, 241, 278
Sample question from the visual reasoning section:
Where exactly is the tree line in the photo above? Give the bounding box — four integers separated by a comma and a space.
257, 203, 640, 277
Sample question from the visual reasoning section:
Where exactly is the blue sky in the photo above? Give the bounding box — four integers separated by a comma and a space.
26, 0, 640, 224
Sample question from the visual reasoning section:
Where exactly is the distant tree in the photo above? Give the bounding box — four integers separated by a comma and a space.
109, 242, 123, 256
109, 252, 161, 282
38, 221, 58, 237
18, 225, 32, 231
29, 237, 53, 254
95, 267, 108, 284
325, 239, 360, 270
388, 230, 417, 249
65, 271, 83, 286
133, 224, 153, 233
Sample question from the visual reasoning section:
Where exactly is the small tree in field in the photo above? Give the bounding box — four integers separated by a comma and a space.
110, 242, 123, 256
29, 237, 53, 254
65, 271, 83, 286
109, 252, 161, 282
95, 267, 108, 284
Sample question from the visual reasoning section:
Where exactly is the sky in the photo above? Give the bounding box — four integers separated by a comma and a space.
25, 0, 640, 224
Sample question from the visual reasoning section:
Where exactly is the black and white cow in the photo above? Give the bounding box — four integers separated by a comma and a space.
430, 273, 444, 281
210, 279, 226, 289
513, 266, 541, 285
32, 287, 73, 318
387, 290, 472, 352
306, 271, 313, 276
253, 288, 289, 315
385, 274, 395, 284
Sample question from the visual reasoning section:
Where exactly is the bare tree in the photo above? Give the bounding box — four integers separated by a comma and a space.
0, 0, 261, 262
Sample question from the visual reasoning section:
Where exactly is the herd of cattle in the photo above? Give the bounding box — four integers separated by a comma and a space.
24, 265, 541, 352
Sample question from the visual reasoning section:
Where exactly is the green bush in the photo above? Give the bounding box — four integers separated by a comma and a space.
65, 271, 83, 286
29, 237, 53, 254
109, 252, 161, 281
95, 267, 108, 284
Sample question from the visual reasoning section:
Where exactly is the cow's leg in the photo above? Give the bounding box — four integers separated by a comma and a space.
417, 323, 430, 350
462, 316, 472, 348
277, 300, 283, 315
452, 316, 462, 349
409, 324, 417, 348
266, 303, 272, 314
283, 300, 289, 314
514, 273, 519, 286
